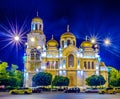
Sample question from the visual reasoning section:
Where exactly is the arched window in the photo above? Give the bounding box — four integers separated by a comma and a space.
88, 62, 90, 69
39, 24, 41, 30
31, 53, 34, 60
30, 49, 34, 60
36, 53, 40, 60
51, 61, 54, 69
67, 40, 70, 46
56, 61, 58, 69
73, 41, 75, 46
78, 60, 80, 68
84, 62, 87, 69
68, 54, 74, 67
46, 61, 50, 69
62, 41, 64, 48
35, 24, 37, 30
92, 62, 94, 69
31, 24, 35, 30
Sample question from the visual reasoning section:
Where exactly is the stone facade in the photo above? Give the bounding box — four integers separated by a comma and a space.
24, 16, 108, 88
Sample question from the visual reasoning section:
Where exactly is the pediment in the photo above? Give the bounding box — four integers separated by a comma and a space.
62, 45, 79, 56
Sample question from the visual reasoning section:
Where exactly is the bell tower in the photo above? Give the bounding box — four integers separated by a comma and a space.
24, 13, 46, 87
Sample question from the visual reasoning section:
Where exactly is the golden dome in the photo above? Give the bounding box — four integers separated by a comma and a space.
47, 36, 58, 47
81, 41, 93, 48
32, 17, 43, 23
61, 25, 75, 39
61, 32, 75, 38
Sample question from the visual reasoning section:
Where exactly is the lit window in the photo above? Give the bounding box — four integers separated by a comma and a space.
62, 41, 64, 48
73, 41, 75, 45
88, 62, 90, 69
67, 40, 71, 46
92, 62, 94, 69
84, 62, 87, 69
35, 24, 37, 30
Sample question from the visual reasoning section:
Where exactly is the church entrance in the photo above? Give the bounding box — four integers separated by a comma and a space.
67, 71, 76, 86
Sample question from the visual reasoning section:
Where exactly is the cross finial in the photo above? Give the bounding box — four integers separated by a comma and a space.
86, 36, 88, 41
52, 35, 54, 39
37, 11, 39, 17
67, 25, 70, 32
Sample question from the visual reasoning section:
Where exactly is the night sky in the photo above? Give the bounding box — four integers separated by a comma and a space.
0, 0, 120, 70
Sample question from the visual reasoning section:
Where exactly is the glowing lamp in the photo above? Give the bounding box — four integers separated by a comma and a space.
104, 38, 111, 46
90, 37, 96, 44
14, 36, 20, 41
37, 46, 41, 49
30, 37, 35, 42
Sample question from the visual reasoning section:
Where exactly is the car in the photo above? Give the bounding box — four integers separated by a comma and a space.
99, 88, 116, 94
114, 87, 120, 93
0, 85, 5, 92
9, 88, 32, 94
85, 88, 99, 93
64, 87, 80, 93
32, 87, 41, 93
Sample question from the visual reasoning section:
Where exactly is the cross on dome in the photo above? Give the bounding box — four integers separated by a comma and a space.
67, 25, 70, 32
52, 35, 54, 39
37, 11, 39, 17
86, 36, 88, 41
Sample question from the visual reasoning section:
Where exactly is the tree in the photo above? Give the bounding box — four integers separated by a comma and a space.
97, 75, 106, 87
52, 76, 69, 88
32, 72, 52, 86
0, 62, 9, 78
0, 62, 23, 88
86, 75, 106, 88
8, 64, 23, 87
117, 77, 120, 86
6, 77, 18, 87
108, 67, 120, 87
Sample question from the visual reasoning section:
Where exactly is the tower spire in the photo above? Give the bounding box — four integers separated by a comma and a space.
52, 35, 54, 39
37, 11, 39, 17
67, 25, 70, 32
86, 36, 88, 41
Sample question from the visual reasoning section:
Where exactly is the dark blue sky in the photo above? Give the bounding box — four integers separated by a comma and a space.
0, 0, 120, 70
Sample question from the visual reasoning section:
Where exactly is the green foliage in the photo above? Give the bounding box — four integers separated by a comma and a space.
86, 75, 106, 87
0, 62, 9, 77
98, 75, 106, 86
52, 75, 69, 87
108, 67, 120, 87
0, 62, 23, 88
32, 72, 52, 86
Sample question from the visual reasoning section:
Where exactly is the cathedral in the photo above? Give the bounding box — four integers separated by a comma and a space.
24, 15, 108, 88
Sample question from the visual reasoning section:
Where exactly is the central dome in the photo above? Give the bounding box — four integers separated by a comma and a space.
81, 41, 93, 48
61, 32, 75, 38
61, 25, 75, 39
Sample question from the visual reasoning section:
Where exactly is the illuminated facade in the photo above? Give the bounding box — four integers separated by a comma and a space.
24, 16, 108, 88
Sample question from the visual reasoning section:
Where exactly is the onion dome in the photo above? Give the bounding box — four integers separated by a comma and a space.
47, 35, 58, 47
32, 11, 43, 23
30, 12, 44, 34
81, 41, 93, 48
81, 36, 93, 48
32, 17, 43, 23
60, 25, 75, 39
